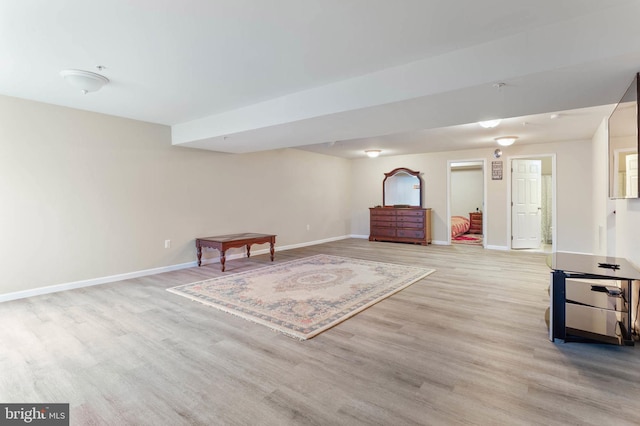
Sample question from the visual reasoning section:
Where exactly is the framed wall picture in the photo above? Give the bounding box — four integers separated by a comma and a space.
492, 161, 503, 180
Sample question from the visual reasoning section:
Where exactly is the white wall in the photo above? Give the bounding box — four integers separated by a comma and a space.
592, 119, 612, 255
592, 117, 640, 334
0, 96, 351, 297
351, 139, 593, 251
592, 118, 640, 265
450, 168, 483, 217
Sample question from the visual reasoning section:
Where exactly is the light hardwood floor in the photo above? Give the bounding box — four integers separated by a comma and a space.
1, 239, 639, 425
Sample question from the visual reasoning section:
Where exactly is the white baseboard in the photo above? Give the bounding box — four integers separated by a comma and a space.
7, 234, 512, 303
0, 261, 197, 303
486, 245, 509, 251
349, 234, 369, 239
0, 235, 352, 303
274, 235, 350, 251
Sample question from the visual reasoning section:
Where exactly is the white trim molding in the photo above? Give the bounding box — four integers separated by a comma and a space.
486, 245, 509, 251
0, 235, 352, 303
0, 262, 194, 303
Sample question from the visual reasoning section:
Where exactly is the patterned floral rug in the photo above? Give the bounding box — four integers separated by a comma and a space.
168, 254, 435, 340
452, 233, 483, 245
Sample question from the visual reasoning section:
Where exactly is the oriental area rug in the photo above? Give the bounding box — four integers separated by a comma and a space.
168, 254, 435, 340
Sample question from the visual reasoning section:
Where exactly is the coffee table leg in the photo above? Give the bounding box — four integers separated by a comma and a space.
197, 245, 202, 267
220, 250, 226, 272
270, 242, 275, 261
246, 244, 251, 258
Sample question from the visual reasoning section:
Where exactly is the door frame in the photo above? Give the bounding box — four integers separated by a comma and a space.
447, 158, 487, 246
506, 153, 556, 251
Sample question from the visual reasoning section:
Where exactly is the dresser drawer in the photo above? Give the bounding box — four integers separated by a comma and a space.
396, 215, 423, 224
397, 229, 425, 239
371, 209, 396, 216
371, 227, 396, 237
399, 221, 424, 229
371, 219, 396, 227
396, 209, 424, 217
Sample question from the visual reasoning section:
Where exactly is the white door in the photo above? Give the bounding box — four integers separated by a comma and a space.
625, 153, 638, 198
512, 159, 542, 249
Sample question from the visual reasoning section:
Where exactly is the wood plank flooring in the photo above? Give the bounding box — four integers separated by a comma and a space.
1, 239, 639, 425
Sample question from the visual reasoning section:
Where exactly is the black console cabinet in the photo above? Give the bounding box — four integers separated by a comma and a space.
549, 252, 640, 345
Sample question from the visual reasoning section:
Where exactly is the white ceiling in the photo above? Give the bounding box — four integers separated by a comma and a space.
1, 0, 639, 158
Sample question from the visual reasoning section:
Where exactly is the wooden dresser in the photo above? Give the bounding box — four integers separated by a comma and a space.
469, 212, 483, 234
369, 207, 432, 245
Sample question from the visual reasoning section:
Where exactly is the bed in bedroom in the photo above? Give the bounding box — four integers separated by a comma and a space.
451, 215, 470, 238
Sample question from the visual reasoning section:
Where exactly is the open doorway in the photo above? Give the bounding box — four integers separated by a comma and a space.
508, 154, 555, 253
448, 160, 486, 247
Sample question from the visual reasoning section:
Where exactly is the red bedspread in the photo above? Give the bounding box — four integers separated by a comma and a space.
451, 216, 470, 237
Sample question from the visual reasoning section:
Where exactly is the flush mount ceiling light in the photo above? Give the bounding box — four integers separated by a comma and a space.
60, 69, 109, 94
478, 119, 501, 129
495, 136, 518, 147
365, 150, 381, 158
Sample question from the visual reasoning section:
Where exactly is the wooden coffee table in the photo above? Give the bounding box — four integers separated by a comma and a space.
196, 233, 276, 272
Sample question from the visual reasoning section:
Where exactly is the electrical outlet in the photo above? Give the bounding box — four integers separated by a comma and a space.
306, 224, 310, 231
164, 239, 171, 249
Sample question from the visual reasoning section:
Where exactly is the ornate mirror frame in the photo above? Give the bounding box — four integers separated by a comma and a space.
382, 167, 423, 207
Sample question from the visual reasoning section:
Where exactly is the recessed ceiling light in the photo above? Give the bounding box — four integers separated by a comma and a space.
550, 113, 560, 119
478, 119, 501, 128
495, 136, 518, 146
365, 150, 381, 158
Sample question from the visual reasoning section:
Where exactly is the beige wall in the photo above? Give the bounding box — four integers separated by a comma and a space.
450, 168, 483, 217
0, 96, 351, 296
0, 93, 608, 298
351, 140, 593, 251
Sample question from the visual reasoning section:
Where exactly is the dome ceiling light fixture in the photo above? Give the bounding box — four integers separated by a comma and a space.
478, 119, 501, 129
60, 66, 109, 94
365, 149, 381, 158
495, 136, 518, 147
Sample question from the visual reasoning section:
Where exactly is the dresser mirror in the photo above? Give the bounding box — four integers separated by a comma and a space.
383, 167, 422, 207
